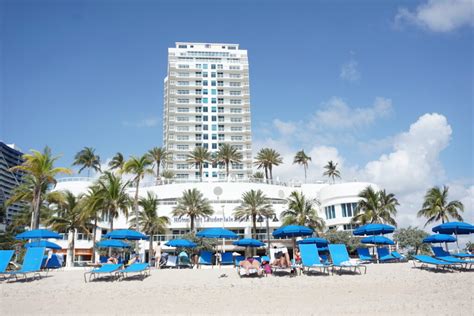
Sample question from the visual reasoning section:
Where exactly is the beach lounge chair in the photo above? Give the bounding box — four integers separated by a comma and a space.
164, 255, 178, 268
6, 247, 46, 281
453, 252, 474, 259
220, 252, 233, 266
299, 244, 330, 275
356, 248, 375, 263
234, 255, 245, 267
178, 253, 193, 268
412, 255, 459, 271
390, 251, 406, 261
0, 250, 15, 280
84, 263, 123, 282
116, 263, 150, 280
376, 247, 397, 263
431, 247, 473, 269
328, 244, 366, 275
198, 251, 213, 268
269, 247, 292, 274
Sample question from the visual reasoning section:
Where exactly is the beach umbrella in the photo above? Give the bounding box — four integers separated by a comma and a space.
432, 222, 474, 251
296, 237, 328, 248
96, 239, 131, 248
16, 229, 62, 240
103, 229, 149, 240
423, 234, 457, 244
353, 224, 395, 236
361, 236, 395, 245
196, 228, 238, 239
233, 238, 265, 247
24, 240, 62, 250
165, 239, 197, 248
272, 225, 313, 238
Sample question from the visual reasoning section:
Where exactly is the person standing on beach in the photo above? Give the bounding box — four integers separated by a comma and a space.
154, 242, 162, 268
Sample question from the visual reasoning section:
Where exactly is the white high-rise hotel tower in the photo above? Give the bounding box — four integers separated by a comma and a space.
163, 43, 252, 181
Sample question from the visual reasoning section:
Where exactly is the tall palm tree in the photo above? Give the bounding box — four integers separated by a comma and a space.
108, 152, 125, 172
281, 191, 325, 234
129, 192, 170, 263
254, 148, 283, 181
293, 150, 312, 183
147, 147, 169, 182
96, 172, 131, 231
161, 169, 175, 180
417, 186, 464, 227
46, 190, 91, 268
323, 160, 341, 184
215, 144, 243, 179
187, 147, 211, 182
9, 147, 72, 229
172, 188, 214, 232
123, 155, 154, 231
73, 147, 101, 177
81, 185, 105, 263
233, 190, 274, 239
351, 186, 398, 226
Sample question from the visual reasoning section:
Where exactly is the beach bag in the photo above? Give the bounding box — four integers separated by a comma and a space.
263, 263, 272, 274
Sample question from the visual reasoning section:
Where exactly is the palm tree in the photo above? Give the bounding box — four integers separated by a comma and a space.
46, 190, 91, 268
129, 192, 170, 263
233, 190, 274, 239
123, 155, 154, 231
252, 172, 265, 181
9, 147, 72, 229
187, 147, 211, 181
281, 191, 325, 234
254, 148, 283, 181
108, 152, 125, 171
351, 186, 398, 226
323, 160, 341, 184
81, 185, 105, 263
96, 172, 131, 231
215, 144, 243, 179
417, 186, 464, 227
293, 150, 312, 183
73, 147, 101, 177
172, 189, 214, 232
147, 147, 169, 182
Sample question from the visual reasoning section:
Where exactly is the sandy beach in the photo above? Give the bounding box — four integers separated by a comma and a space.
0, 262, 472, 315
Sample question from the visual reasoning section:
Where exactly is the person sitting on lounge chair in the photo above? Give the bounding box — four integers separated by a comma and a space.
107, 253, 118, 264
271, 246, 291, 268
239, 257, 262, 275
127, 253, 140, 266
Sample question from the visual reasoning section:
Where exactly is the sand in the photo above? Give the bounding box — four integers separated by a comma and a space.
0, 262, 472, 315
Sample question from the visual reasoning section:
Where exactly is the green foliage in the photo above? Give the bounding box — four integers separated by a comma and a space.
393, 226, 430, 257
233, 189, 274, 239
146, 147, 169, 180
187, 147, 211, 181
323, 160, 341, 183
324, 230, 361, 255
108, 152, 125, 171
464, 241, 473, 253
351, 186, 398, 226
73, 147, 101, 177
215, 144, 243, 178
293, 150, 311, 182
172, 189, 214, 232
281, 191, 325, 234
181, 232, 217, 253
254, 148, 283, 180
417, 185, 464, 227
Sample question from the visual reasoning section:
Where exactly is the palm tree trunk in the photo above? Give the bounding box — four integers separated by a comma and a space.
32, 185, 42, 229
199, 164, 203, 182
92, 217, 98, 263
109, 212, 113, 257
134, 180, 140, 231
269, 165, 273, 181
66, 229, 75, 268
148, 233, 153, 264
156, 162, 160, 181
226, 162, 229, 180
264, 167, 269, 183
252, 214, 257, 256
304, 166, 307, 183
190, 215, 195, 232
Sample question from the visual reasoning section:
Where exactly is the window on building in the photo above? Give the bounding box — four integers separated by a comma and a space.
324, 205, 336, 219
203, 106, 208, 112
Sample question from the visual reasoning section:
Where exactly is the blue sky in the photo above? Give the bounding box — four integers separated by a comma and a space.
1, 0, 473, 205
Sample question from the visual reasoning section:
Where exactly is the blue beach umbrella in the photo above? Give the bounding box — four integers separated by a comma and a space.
432, 222, 474, 251
353, 224, 395, 236
97, 239, 131, 248
272, 225, 313, 238
423, 234, 457, 244
165, 239, 197, 248
296, 237, 328, 247
103, 229, 149, 240
196, 228, 238, 239
361, 236, 395, 245
24, 240, 62, 250
233, 238, 265, 247
16, 229, 62, 240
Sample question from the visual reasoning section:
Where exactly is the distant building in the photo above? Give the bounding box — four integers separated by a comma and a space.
163, 42, 252, 181
0, 142, 24, 227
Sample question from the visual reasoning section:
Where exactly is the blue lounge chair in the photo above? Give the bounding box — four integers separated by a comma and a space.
178, 252, 193, 268
220, 252, 233, 266
328, 244, 366, 275
116, 263, 150, 280
431, 247, 473, 268
356, 248, 375, 263
412, 255, 459, 271
84, 263, 123, 282
6, 247, 45, 281
0, 250, 15, 280
234, 255, 245, 267
198, 251, 213, 268
453, 252, 474, 259
300, 244, 331, 275
376, 247, 397, 263
390, 251, 406, 261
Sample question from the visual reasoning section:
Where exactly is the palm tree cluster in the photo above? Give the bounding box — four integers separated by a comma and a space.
417, 186, 464, 226
254, 148, 283, 181
351, 186, 399, 226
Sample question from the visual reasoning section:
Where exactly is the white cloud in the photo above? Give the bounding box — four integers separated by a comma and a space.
313, 97, 392, 130
122, 116, 160, 128
395, 0, 474, 32
273, 119, 297, 136
340, 59, 360, 82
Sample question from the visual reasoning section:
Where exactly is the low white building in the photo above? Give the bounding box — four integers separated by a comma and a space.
52, 177, 377, 264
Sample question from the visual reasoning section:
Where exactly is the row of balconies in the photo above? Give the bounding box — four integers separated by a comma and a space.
169, 128, 252, 134
168, 109, 251, 115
